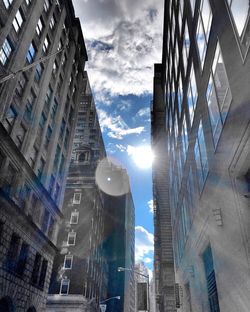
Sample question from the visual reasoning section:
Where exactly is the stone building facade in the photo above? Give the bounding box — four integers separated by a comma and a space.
47, 75, 108, 312
153, 0, 250, 312
0, 0, 87, 310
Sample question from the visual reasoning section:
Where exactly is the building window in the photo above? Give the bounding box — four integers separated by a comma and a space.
6, 233, 20, 271
60, 279, 70, 295
181, 115, 188, 161
35, 18, 43, 36
202, 245, 220, 312
187, 64, 198, 125
35, 63, 43, 82
206, 42, 232, 147
48, 175, 55, 194
0, 38, 12, 65
45, 85, 53, 109
16, 242, 29, 276
70, 211, 79, 224
15, 124, 26, 148
16, 73, 28, 97
183, 22, 190, 75
53, 145, 61, 170
3, 106, 17, 133
194, 120, 209, 191
3, 0, 13, 9
44, 125, 52, 149
177, 78, 183, 115
26, 42, 36, 63
25, 0, 31, 5
73, 193, 81, 204
226, 0, 249, 37
44, 0, 50, 12
38, 259, 48, 288
67, 232, 76, 245
63, 255, 73, 269
196, 0, 213, 68
42, 36, 50, 53
59, 118, 66, 139
49, 15, 55, 29
12, 9, 24, 33
54, 183, 60, 203
189, 0, 196, 15
37, 157, 45, 180
31, 253, 41, 285
52, 60, 58, 75
29, 146, 38, 169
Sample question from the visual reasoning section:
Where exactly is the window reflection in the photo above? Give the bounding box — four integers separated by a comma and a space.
187, 64, 197, 125
177, 78, 183, 115
183, 22, 190, 75
206, 43, 232, 146
196, 0, 212, 68
181, 115, 188, 161
227, 0, 249, 37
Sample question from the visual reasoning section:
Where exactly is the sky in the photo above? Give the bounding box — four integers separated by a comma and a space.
72, 0, 164, 275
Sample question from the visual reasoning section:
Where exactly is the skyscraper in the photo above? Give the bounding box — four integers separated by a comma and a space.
47, 74, 108, 312
0, 0, 87, 310
152, 1, 250, 312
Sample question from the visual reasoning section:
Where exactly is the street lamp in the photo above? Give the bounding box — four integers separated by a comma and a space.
100, 296, 121, 304
99, 296, 120, 312
117, 267, 150, 311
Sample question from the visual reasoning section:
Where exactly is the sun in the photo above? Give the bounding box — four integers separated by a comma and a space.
129, 145, 154, 169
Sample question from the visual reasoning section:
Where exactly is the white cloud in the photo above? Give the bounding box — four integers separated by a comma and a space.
97, 109, 144, 140
143, 257, 153, 264
135, 226, 154, 262
148, 199, 154, 213
136, 107, 150, 118
73, 0, 164, 97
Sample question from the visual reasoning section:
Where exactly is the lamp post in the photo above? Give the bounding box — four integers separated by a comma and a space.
117, 267, 150, 312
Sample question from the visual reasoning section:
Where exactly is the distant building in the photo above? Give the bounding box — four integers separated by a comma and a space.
134, 262, 149, 311
0, 0, 87, 310
47, 74, 108, 311
102, 163, 135, 312
152, 1, 250, 312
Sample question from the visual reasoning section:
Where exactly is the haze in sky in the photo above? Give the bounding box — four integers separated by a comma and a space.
73, 0, 164, 275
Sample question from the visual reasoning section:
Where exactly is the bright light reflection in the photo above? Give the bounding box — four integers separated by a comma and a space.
128, 145, 154, 169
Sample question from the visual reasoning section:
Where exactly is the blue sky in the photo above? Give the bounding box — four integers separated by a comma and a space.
73, 0, 164, 274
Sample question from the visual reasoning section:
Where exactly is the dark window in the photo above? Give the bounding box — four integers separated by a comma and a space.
3, 164, 16, 195
202, 245, 220, 312
59, 119, 66, 139
44, 0, 51, 12
64, 129, 69, 149
50, 98, 58, 122
53, 145, 61, 170
41, 209, 49, 233
35, 63, 43, 82
48, 175, 55, 194
29, 146, 38, 169
54, 183, 60, 203
15, 124, 26, 148
38, 259, 48, 288
47, 217, 54, 238
3, 106, 16, 133
31, 253, 41, 284
16, 73, 28, 97
37, 158, 45, 180
16, 242, 29, 276
6, 233, 20, 271
44, 126, 52, 149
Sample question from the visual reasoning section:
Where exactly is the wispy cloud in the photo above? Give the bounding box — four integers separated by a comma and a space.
135, 226, 154, 262
98, 109, 144, 140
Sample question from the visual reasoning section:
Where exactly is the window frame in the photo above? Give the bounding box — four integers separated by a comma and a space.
63, 255, 73, 269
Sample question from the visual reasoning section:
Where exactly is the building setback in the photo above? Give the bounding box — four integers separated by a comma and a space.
47, 74, 108, 312
0, 0, 87, 310
153, 0, 250, 312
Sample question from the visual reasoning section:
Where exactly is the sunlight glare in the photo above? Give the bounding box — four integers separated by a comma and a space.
129, 145, 154, 169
